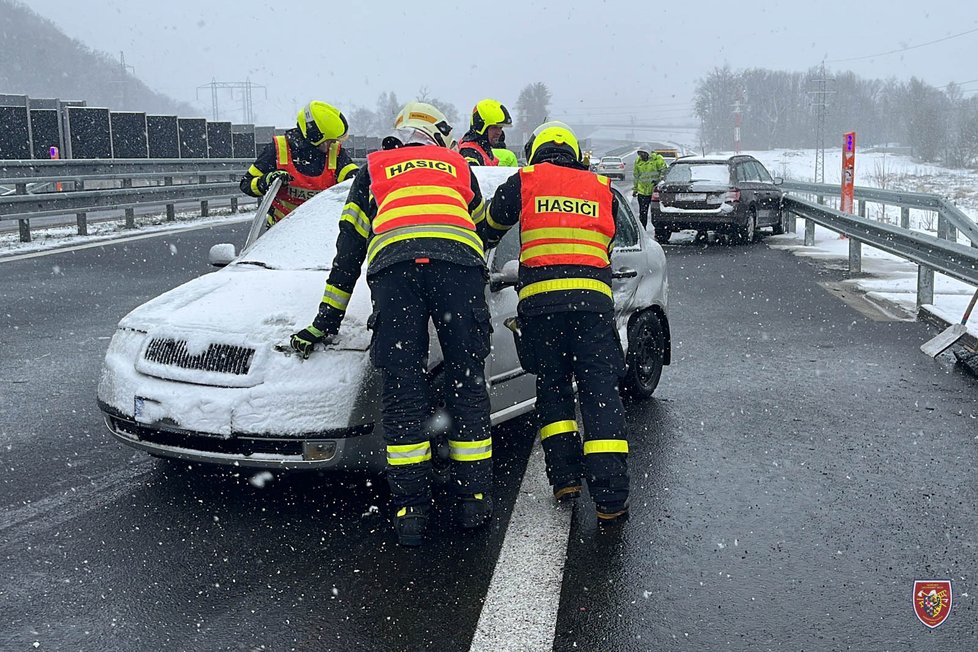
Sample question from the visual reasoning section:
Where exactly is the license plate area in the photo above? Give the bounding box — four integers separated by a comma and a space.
677, 192, 707, 201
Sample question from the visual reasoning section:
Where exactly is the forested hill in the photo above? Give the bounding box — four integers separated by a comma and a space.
0, 0, 197, 115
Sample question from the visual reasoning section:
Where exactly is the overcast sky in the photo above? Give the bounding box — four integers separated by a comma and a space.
19, 0, 978, 129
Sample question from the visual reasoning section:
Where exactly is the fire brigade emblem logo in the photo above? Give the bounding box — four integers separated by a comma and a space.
913, 580, 952, 628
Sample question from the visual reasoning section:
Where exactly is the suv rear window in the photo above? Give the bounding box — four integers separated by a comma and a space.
665, 163, 730, 184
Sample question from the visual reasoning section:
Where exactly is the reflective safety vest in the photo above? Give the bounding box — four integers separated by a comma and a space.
365, 145, 481, 265
458, 138, 498, 166
269, 136, 339, 223
517, 163, 616, 309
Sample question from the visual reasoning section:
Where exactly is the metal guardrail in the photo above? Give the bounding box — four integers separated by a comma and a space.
781, 181, 978, 308
0, 158, 260, 242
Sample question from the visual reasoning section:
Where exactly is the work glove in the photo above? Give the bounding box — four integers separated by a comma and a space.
259, 169, 292, 194
290, 325, 333, 359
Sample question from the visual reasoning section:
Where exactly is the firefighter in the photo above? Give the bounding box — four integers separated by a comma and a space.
481, 121, 630, 523
458, 98, 512, 166
240, 101, 358, 227
289, 101, 493, 546
632, 146, 667, 228
491, 129, 520, 167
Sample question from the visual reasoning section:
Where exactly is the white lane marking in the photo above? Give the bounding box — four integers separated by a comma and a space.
0, 214, 254, 263
469, 441, 572, 652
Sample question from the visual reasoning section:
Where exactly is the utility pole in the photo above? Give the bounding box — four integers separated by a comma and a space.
808, 62, 835, 183
196, 79, 267, 123
116, 51, 135, 110
732, 90, 744, 153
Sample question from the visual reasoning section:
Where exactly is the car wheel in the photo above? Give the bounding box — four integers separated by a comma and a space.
622, 310, 665, 400
654, 226, 673, 243
771, 205, 787, 235
737, 208, 757, 244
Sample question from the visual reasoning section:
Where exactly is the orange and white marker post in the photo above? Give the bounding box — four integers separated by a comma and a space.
839, 132, 855, 239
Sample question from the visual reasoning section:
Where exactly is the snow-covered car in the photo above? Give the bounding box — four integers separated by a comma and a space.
97, 168, 671, 471
594, 156, 627, 180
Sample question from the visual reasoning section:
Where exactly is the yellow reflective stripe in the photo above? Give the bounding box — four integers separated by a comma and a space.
248, 164, 264, 177
583, 439, 629, 455
449, 438, 492, 462
523, 165, 535, 173
367, 227, 485, 263
539, 420, 578, 441
486, 205, 509, 231
322, 284, 351, 311
521, 227, 612, 247
341, 203, 371, 238
518, 278, 613, 301
373, 203, 474, 231
387, 442, 432, 466
471, 200, 486, 224
338, 162, 358, 182
250, 177, 262, 195
520, 243, 610, 264
274, 136, 289, 166
380, 185, 466, 209
596, 175, 610, 186
327, 142, 339, 169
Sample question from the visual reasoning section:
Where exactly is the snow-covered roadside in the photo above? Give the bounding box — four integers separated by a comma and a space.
0, 208, 256, 259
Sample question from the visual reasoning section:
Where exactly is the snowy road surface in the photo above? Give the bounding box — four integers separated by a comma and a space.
1, 220, 976, 650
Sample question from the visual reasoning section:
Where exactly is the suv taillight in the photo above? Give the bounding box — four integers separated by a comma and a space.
725, 189, 741, 202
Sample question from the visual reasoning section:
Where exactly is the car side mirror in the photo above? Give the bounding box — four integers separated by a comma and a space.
773, 177, 784, 186
612, 266, 638, 279
489, 259, 519, 292
208, 243, 237, 267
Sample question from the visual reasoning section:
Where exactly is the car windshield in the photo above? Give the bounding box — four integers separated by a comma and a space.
237, 167, 515, 271
665, 163, 730, 184
602, 157, 623, 164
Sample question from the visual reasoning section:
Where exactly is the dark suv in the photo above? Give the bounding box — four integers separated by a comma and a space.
649, 154, 785, 244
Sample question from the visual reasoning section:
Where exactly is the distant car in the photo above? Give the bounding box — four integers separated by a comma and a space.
595, 156, 627, 180
653, 149, 680, 166
649, 154, 785, 244
97, 168, 671, 472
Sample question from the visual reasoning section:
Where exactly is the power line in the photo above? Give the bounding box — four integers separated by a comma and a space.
826, 26, 978, 63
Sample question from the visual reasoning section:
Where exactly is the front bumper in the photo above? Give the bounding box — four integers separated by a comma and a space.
101, 404, 382, 471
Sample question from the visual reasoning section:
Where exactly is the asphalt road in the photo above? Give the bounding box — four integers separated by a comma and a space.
1, 222, 975, 651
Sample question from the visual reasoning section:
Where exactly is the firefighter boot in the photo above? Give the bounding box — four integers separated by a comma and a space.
456, 493, 493, 530
394, 506, 429, 547
553, 478, 582, 502
596, 501, 629, 525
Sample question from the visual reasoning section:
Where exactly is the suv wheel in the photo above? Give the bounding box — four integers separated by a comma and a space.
738, 208, 757, 244
622, 310, 666, 400
654, 226, 673, 243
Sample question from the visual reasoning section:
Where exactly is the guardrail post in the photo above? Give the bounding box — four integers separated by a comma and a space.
858, 199, 866, 218
916, 266, 935, 308
165, 176, 175, 221
18, 219, 31, 243
900, 207, 910, 229
229, 174, 238, 213
15, 182, 27, 195
123, 178, 135, 228
804, 219, 816, 246
848, 238, 862, 275
76, 212, 87, 236
200, 174, 209, 217
937, 214, 949, 241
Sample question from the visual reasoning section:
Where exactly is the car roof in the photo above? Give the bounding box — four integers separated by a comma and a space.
673, 154, 756, 164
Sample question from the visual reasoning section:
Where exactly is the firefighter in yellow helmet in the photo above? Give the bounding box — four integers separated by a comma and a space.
289, 101, 492, 546
479, 121, 630, 524
240, 101, 358, 227
458, 98, 512, 166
